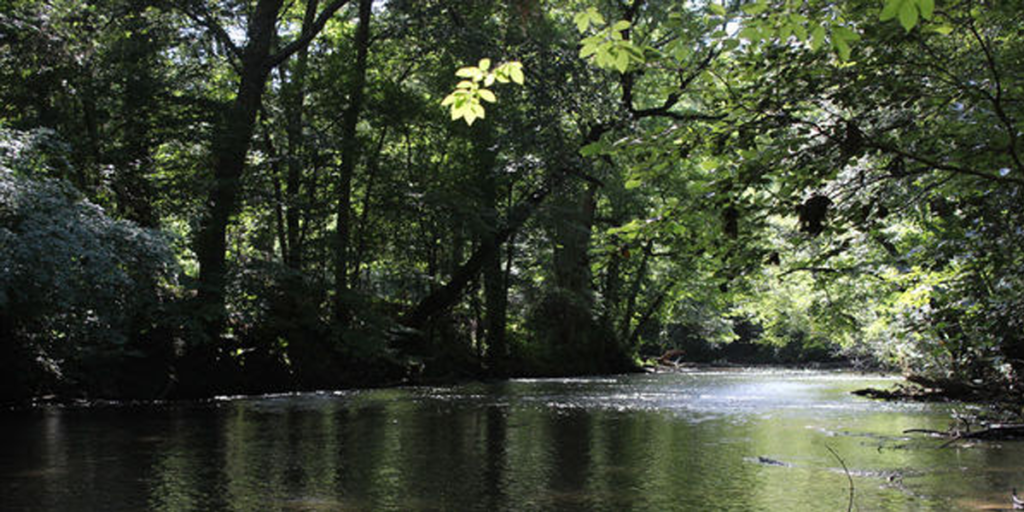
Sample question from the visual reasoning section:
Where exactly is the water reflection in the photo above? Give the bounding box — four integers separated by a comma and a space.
1, 371, 1022, 511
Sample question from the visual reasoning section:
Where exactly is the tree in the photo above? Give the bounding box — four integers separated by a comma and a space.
191, 0, 352, 338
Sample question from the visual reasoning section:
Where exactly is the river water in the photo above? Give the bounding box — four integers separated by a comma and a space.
2, 369, 1022, 511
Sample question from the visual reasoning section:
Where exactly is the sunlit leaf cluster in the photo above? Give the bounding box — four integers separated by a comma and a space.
441, 59, 524, 125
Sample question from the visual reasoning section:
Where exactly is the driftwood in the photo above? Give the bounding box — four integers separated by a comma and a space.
902, 424, 1024, 448
853, 374, 997, 403
657, 349, 686, 366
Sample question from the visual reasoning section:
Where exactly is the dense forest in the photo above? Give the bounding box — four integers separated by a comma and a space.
1, 0, 1021, 405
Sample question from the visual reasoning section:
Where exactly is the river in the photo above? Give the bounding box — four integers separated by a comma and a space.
2, 369, 1022, 511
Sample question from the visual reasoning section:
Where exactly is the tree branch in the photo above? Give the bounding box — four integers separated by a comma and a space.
966, 19, 1024, 174
630, 49, 721, 122
177, 3, 243, 63
265, 0, 351, 70
864, 140, 1024, 187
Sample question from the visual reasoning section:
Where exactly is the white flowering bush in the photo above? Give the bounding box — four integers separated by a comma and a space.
0, 129, 179, 399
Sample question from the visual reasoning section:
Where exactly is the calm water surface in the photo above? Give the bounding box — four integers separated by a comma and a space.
2, 369, 1023, 511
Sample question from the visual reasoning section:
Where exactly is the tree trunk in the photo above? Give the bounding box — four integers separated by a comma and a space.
351, 126, 389, 288
402, 177, 559, 330
474, 128, 508, 376
194, 0, 284, 336
111, 6, 158, 227
192, 0, 351, 338
333, 0, 372, 327
548, 180, 598, 370
262, 124, 289, 261
283, 0, 319, 269
620, 239, 652, 342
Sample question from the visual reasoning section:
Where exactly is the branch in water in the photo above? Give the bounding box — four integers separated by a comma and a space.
825, 444, 854, 512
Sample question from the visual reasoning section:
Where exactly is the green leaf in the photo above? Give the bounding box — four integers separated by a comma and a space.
779, 23, 794, 41
793, 23, 808, 41
742, 2, 768, 15
709, 3, 726, 16
580, 42, 598, 58
574, 11, 590, 32
810, 25, 826, 50
739, 27, 761, 42
880, 0, 901, 21
622, 42, 645, 60
478, 58, 491, 71
478, 89, 496, 103
614, 50, 630, 73
612, 20, 631, 32
596, 46, 613, 68
456, 67, 478, 79
509, 65, 524, 85
625, 178, 642, 190
671, 40, 692, 61
580, 142, 605, 157
919, 0, 935, 20
834, 26, 861, 43
929, 24, 954, 35
898, 0, 918, 31
834, 37, 851, 60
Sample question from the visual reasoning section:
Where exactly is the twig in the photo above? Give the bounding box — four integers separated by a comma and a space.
902, 428, 947, 436
825, 444, 855, 512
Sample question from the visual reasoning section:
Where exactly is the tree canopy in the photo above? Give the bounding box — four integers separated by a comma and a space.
1, 0, 1021, 404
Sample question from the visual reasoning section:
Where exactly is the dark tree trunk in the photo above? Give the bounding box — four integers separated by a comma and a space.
194, 0, 284, 336
474, 128, 508, 376
620, 239, 652, 342
193, 0, 353, 337
262, 124, 290, 261
283, 0, 319, 269
548, 180, 599, 368
111, 6, 159, 227
351, 126, 389, 287
333, 0, 372, 327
